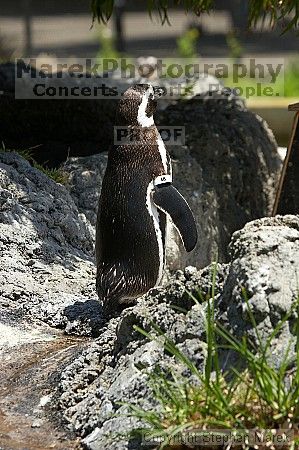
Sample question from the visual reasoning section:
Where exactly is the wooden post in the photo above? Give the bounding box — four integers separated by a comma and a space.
272, 102, 299, 216
113, 0, 125, 53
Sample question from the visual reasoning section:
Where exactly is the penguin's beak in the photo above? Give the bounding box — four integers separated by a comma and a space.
153, 86, 166, 99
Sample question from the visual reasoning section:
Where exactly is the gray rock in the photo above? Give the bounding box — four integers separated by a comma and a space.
59, 269, 216, 449
0, 151, 101, 336
0, 62, 217, 164
218, 215, 299, 369
82, 413, 142, 450
63, 153, 108, 234
56, 216, 299, 449
63, 91, 281, 270
0, 63, 118, 166
157, 92, 281, 268
56, 264, 228, 448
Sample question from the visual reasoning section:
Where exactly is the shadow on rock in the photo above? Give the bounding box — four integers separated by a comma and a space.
63, 299, 104, 337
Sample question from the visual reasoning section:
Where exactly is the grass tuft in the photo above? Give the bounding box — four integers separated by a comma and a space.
0, 145, 68, 184
122, 263, 299, 449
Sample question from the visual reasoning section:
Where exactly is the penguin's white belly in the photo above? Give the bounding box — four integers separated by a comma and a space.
145, 181, 164, 286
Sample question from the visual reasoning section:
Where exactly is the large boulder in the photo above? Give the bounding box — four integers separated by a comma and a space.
0, 63, 216, 167
55, 216, 299, 450
0, 151, 101, 336
218, 214, 299, 368
157, 93, 281, 267
63, 92, 281, 270
0, 63, 118, 166
57, 264, 228, 448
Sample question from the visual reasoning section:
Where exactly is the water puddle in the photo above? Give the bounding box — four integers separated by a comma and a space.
0, 331, 89, 450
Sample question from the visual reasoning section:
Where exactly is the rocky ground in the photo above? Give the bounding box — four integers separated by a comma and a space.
0, 89, 297, 450
57, 215, 299, 450
0, 151, 101, 337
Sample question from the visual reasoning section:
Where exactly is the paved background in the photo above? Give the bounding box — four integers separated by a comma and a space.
0, 9, 298, 58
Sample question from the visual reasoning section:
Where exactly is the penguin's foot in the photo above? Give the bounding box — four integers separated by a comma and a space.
101, 296, 137, 321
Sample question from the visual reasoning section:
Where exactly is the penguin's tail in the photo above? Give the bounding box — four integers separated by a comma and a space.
96, 273, 118, 317
96, 268, 137, 319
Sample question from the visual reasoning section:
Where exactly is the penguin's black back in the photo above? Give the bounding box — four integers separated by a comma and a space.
96, 137, 166, 306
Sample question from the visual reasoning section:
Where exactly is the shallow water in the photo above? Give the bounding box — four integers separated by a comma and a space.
0, 333, 89, 450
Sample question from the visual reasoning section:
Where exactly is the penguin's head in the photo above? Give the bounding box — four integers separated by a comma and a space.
116, 84, 165, 127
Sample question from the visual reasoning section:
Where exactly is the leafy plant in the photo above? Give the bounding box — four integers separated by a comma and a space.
122, 264, 299, 449
97, 27, 120, 59
226, 32, 244, 61
177, 27, 200, 59
219, 58, 299, 98
248, 0, 299, 34
91, 0, 299, 34
282, 59, 299, 97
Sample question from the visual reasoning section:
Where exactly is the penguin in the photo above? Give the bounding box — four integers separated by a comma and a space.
96, 83, 197, 315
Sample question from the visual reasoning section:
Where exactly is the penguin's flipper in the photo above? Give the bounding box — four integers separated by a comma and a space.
152, 184, 198, 252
